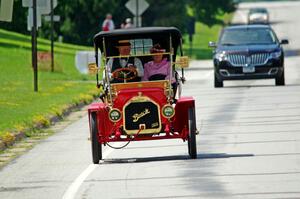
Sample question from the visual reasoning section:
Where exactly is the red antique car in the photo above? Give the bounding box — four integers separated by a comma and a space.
88, 27, 197, 164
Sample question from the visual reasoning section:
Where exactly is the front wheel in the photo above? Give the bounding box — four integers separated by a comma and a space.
90, 112, 102, 164
188, 107, 197, 159
214, 72, 223, 88
275, 70, 285, 86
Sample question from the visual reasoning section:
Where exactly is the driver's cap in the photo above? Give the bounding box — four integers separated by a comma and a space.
117, 40, 131, 47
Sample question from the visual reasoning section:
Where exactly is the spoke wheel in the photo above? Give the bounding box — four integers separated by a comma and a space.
188, 107, 197, 159
90, 112, 102, 164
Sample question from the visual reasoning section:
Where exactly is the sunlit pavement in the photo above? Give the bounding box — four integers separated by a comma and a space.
0, 1, 300, 198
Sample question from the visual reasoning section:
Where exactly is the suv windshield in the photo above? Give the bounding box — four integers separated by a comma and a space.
250, 8, 267, 14
220, 28, 277, 45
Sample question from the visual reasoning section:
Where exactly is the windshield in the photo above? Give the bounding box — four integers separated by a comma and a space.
220, 28, 277, 45
250, 8, 267, 14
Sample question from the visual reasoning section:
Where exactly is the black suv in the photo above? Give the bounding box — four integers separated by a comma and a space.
209, 25, 288, 87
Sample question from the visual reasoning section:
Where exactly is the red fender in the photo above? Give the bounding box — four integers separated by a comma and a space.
173, 97, 195, 135
88, 102, 114, 142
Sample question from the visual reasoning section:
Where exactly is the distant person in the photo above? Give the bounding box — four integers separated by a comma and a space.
124, 18, 134, 29
102, 13, 115, 31
120, 23, 125, 29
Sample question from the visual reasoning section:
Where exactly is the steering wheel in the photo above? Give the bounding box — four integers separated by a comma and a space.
111, 67, 138, 81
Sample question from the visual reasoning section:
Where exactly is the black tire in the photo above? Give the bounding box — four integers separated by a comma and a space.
214, 73, 223, 88
275, 70, 285, 86
188, 107, 197, 159
90, 112, 102, 164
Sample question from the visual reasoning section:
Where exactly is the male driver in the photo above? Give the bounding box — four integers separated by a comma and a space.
107, 40, 144, 83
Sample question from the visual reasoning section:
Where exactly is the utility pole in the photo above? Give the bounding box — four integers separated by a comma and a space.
32, 0, 38, 92
135, 0, 139, 27
50, 0, 54, 72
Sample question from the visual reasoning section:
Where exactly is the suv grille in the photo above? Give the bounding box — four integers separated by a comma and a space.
124, 101, 161, 134
228, 53, 269, 66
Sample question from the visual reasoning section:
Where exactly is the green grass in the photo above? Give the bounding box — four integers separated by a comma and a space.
0, 12, 233, 136
0, 29, 98, 136
183, 12, 233, 60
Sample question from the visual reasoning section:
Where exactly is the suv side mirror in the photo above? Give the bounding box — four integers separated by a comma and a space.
208, 41, 217, 48
280, 39, 289, 45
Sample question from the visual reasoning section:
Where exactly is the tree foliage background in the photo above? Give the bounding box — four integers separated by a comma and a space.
0, 0, 235, 45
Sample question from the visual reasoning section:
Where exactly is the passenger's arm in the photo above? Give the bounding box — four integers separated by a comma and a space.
165, 62, 171, 80
107, 58, 113, 73
134, 58, 144, 77
142, 63, 149, 81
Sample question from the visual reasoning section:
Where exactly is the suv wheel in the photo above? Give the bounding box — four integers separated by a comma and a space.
275, 70, 285, 86
214, 73, 223, 88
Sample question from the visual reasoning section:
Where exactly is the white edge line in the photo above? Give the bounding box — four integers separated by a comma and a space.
62, 146, 117, 199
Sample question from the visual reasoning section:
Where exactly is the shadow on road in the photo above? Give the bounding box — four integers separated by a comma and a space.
285, 49, 300, 57
185, 66, 213, 71
101, 153, 254, 164
222, 83, 300, 89
198, 153, 254, 159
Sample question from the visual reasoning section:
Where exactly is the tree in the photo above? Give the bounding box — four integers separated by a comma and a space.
0, 1, 235, 46
142, 0, 188, 32
188, 0, 235, 26
53, 0, 121, 45
52, 0, 188, 45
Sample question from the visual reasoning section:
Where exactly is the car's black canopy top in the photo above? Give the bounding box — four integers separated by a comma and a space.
93, 27, 182, 57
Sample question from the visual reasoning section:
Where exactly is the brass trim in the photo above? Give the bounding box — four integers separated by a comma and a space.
106, 52, 172, 59
173, 56, 189, 68
162, 104, 175, 118
108, 108, 122, 123
123, 96, 162, 135
111, 80, 169, 93
88, 63, 98, 75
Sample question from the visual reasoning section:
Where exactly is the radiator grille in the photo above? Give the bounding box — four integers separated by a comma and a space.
124, 101, 161, 134
228, 53, 269, 66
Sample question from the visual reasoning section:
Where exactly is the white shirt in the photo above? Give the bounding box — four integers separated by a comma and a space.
107, 57, 144, 77
102, 19, 115, 31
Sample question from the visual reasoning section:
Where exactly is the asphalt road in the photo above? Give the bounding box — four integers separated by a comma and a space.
1, 1, 300, 199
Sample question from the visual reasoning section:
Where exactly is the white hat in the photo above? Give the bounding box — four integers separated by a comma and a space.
126, 18, 131, 23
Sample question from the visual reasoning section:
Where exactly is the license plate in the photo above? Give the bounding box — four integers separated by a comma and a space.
243, 66, 255, 73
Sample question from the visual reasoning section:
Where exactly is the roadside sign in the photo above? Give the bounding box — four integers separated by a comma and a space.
27, 8, 41, 31
0, 0, 14, 22
126, 0, 149, 16
23, 0, 45, 7
22, 0, 57, 8
44, 15, 60, 22
22, 0, 57, 14
125, 0, 149, 27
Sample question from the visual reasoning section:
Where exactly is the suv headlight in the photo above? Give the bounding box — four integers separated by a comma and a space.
215, 51, 227, 61
270, 51, 281, 58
